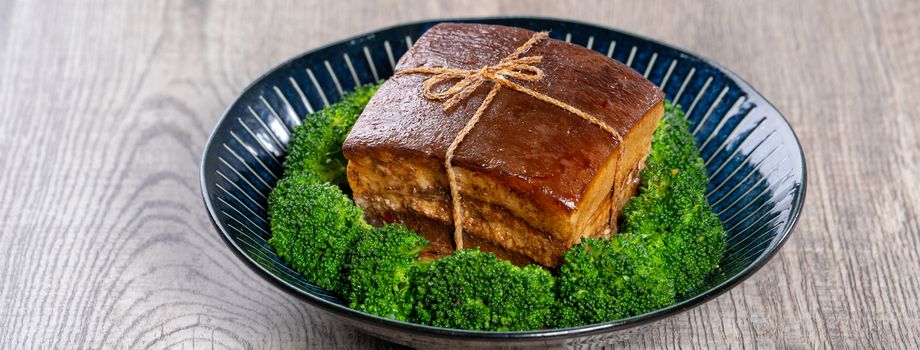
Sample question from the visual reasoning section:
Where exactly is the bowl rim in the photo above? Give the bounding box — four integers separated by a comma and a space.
199, 15, 807, 342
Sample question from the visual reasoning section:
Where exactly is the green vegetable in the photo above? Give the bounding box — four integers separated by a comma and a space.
283, 84, 379, 188
555, 101, 726, 326
413, 249, 555, 331
622, 101, 726, 295
555, 235, 674, 327
268, 85, 726, 330
344, 224, 429, 321
267, 174, 369, 292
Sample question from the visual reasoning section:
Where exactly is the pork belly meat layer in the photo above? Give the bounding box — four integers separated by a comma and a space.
342, 23, 664, 267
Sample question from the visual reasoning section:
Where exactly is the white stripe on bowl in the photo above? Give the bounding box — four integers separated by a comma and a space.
698, 96, 748, 153
221, 216, 307, 281
673, 67, 696, 104
260, 95, 290, 134
216, 171, 267, 209
230, 130, 278, 180
288, 76, 315, 114
220, 147, 274, 196
723, 177, 794, 232
729, 213, 787, 249
273, 86, 301, 127
324, 60, 344, 98
625, 46, 637, 66
248, 107, 289, 148
216, 186, 269, 235
237, 117, 282, 161
685, 76, 713, 117
659, 59, 677, 90
363, 46, 380, 82
219, 147, 271, 190
710, 155, 788, 210
306, 68, 330, 107
216, 182, 267, 224
721, 218, 788, 271
343, 53, 362, 86
643, 52, 658, 78
692, 85, 729, 135
383, 40, 396, 71
707, 138, 780, 198
705, 120, 770, 184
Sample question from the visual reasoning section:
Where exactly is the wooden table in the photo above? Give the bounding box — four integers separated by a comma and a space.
1, 1, 918, 348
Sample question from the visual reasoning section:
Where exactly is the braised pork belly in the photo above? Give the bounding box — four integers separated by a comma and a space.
342, 23, 664, 267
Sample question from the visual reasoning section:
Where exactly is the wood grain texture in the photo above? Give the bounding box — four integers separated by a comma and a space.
0, 0, 918, 348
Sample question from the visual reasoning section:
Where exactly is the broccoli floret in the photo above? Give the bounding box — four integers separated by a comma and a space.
413, 249, 555, 331
643, 101, 709, 192
283, 84, 379, 187
622, 178, 724, 295
554, 235, 675, 327
267, 174, 370, 292
621, 101, 726, 295
554, 102, 726, 326
344, 225, 428, 321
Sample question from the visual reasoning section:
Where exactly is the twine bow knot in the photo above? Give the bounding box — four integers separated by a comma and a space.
394, 31, 623, 250
413, 55, 545, 111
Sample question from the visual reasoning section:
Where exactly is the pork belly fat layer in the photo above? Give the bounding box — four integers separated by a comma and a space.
346, 152, 568, 266
342, 23, 664, 267
344, 149, 658, 268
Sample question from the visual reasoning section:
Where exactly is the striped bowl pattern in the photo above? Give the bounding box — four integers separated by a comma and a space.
200, 18, 806, 348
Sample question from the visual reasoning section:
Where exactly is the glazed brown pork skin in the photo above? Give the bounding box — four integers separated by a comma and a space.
342, 23, 664, 267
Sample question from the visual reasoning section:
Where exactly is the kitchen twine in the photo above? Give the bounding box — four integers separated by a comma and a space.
394, 31, 624, 249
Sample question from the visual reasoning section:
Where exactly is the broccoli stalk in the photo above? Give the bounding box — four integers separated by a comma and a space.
344, 225, 429, 321
412, 249, 555, 331
267, 174, 369, 293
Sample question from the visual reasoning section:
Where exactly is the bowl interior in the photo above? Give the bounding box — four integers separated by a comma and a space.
200, 17, 805, 343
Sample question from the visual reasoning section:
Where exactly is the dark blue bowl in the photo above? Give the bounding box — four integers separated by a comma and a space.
200, 17, 806, 348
